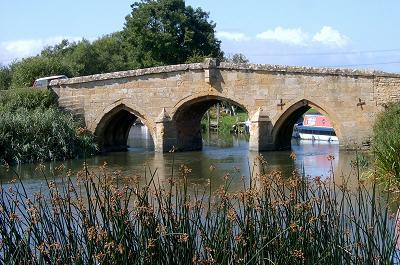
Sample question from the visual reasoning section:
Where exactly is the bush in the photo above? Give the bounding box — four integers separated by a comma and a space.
0, 64, 12, 90
0, 108, 96, 163
0, 87, 56, 111
0, 88, 97, 164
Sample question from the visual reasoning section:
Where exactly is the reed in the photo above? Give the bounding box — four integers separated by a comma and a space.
0, 156, 398, 264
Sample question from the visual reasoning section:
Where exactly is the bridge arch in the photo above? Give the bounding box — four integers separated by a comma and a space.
272, 99, 343, 150
93, 101, 155, 152
171, 93, 249, 151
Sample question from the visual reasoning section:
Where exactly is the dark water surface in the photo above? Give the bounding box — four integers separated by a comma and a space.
0, 125, 360, 194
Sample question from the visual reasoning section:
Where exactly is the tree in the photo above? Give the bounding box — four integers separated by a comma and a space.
62, 39, 101, 76
11, 56, 72, 88
123, 0, 223, 68
224, 53, 249, 64
91, 33, 129, 73
40, 34, 129, 76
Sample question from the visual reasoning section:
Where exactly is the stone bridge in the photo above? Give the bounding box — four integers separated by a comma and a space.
50, 59, 400, 152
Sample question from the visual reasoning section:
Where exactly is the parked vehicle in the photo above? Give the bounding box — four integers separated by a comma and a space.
33, 75, 68, 88
293, 114, 338, 142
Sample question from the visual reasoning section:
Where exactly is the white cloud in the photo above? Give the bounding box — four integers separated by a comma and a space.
0, 36, 84, 65
312, 26, 349, 47
255, 26, 349, 48
216, 31, 250, 42
256, 27, 309, 46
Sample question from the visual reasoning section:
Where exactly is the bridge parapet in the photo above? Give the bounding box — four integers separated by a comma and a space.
51, 59, 400, 88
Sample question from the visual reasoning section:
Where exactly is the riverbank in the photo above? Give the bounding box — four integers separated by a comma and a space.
201, 105, 249, 134
0, 88, 97, 164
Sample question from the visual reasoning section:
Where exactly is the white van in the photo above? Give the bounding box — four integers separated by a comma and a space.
33, 75, 68, 88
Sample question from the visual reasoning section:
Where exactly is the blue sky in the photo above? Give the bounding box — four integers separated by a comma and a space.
1, 0, 400, 72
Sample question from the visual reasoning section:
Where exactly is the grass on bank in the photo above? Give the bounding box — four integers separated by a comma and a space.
0, 88, 97, 164
201, 107, 248, 134
0, 155, 398, 264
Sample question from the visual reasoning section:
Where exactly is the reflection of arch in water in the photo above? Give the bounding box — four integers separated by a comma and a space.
127, 125, 155, 150
171, 94, 249, 151
272, 99, 342, 150
94, 103, 155, 152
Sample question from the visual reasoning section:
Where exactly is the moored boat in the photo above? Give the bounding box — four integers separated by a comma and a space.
293, 114, 338, 142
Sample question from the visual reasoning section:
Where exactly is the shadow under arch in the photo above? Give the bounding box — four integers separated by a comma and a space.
94, 103, 155, 152
171, 94, 248, 151
272, 99, 342, 150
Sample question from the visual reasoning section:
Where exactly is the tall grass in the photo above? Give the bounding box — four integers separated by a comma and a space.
373, 103, 400, 190
0, 156, 397, 264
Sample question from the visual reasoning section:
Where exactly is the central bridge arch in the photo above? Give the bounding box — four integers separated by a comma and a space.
172, 94, 249, 151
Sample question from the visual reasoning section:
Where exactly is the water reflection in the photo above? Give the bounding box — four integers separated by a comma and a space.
291, 139, 340, 178
0, 125, 359, 194
127, 124, 154, 151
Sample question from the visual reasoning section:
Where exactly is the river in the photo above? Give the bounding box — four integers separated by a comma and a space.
0, 125, 364, 195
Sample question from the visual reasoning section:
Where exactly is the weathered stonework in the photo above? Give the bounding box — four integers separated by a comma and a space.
50, 59, 400, 152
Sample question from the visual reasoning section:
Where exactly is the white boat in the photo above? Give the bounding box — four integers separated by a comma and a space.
293, 114, 338, 142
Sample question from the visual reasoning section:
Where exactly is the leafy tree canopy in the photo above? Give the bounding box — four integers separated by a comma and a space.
11, 56, 73, 88
2, 0, 223, 89
123, 0, 223, 68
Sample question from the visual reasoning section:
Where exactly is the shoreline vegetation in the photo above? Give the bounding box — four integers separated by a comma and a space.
0, 88, 97, 164
0, 156, 398, 264
201, 104, 249, 135
372, 102, 400, 189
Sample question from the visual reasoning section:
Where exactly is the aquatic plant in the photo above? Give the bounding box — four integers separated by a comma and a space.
0, 156, 397, 264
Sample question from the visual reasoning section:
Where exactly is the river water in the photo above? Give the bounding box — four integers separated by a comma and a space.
0, 125, 362, 194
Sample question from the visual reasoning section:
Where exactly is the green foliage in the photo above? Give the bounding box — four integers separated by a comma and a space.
62, 39, 101, 76
123, 0, 223, 68
0, 162, 397, 264
218, 112, 248, 133
0, 108, 96, 163
41, 36, 130, 76
0, 64, 12, 90
11, 56, 72, 88
0, 87, 56, 111
91, 33, 129, 73
0, 88, 97, 164
7, 1, 222, 88
372, 103, 400, 186
202, 105, 248, 133
305, 108, 320, 114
